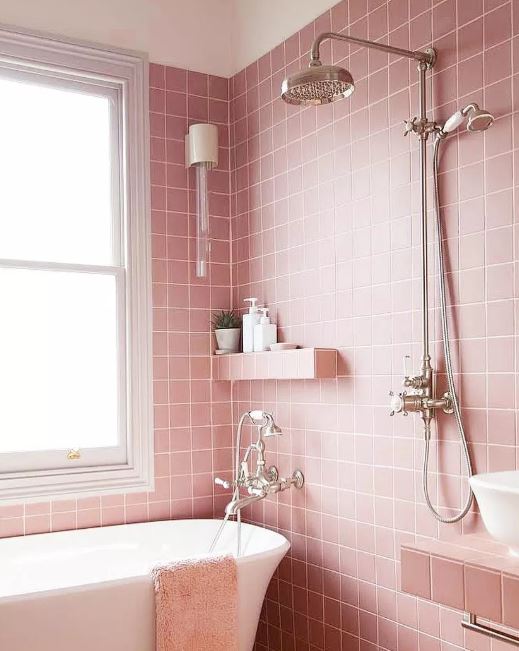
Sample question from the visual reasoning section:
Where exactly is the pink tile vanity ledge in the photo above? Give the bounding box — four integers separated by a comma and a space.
211, 347, 337, 381
401, 533, 519, 629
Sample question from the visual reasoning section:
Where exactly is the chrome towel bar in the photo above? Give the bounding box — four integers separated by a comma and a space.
462, 613, 519, 646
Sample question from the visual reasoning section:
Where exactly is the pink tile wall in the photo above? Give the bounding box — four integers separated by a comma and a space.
402, 533, 519, 628
229, 0, 518, 649
0, 63, 233, 537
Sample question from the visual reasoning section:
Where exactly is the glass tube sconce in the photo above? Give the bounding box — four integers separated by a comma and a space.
185, 123, 218, 277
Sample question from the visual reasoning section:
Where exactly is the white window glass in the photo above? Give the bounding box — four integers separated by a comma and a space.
0, 77, 114, 265
0, 268, 119, 454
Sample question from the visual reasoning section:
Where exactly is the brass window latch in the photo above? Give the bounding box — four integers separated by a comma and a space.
67, 449, 81, 460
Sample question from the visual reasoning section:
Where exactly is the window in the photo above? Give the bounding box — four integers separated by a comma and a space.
0, 27, 152, 500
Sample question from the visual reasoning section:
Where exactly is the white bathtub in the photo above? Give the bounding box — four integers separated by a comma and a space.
0, 518, 289, 651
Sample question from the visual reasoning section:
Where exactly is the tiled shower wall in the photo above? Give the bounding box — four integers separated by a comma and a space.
229, 0, 519, 649
0, 64, 234, 536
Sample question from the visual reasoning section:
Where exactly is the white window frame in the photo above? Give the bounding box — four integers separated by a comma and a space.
0, 25, 153, 501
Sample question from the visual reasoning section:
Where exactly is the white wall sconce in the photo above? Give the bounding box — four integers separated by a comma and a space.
185, 123, 218, 278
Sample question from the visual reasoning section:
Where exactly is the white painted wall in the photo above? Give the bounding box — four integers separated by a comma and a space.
0, 0, 339, 77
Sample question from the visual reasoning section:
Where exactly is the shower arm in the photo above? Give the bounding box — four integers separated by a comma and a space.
309, 32, 436, 68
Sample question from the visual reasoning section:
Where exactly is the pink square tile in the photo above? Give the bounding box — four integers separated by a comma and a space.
503, 574, 519, 629
400, 547, 431, 599
464, 565, 502, 622
431, 556, 464, 610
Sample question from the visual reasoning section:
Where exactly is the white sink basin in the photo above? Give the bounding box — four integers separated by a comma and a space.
470, 471, 519, 555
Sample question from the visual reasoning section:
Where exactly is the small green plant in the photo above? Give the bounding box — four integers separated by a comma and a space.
212, 310, 241, 330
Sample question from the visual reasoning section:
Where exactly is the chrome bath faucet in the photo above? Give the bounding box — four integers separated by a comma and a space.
215, 410, 304, 517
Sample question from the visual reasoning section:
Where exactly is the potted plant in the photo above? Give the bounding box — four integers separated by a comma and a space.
212, 310, 242, 353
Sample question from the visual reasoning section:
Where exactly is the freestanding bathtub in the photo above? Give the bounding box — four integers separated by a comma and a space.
0, 518, 289, 651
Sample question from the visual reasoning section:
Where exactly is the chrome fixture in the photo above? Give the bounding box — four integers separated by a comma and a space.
210, 410, 304, 555
420, 105, 494, 522
439, 103, 495, 136
462, 613, 519, 647
282, 64, 354, 105
282, 32, 435, 106
282, 32, 494, 524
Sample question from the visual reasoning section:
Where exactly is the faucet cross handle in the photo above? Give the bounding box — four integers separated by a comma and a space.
403, 117, 418, 136
389, 390, 408, 417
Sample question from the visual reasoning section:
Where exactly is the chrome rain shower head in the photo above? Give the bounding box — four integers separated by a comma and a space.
440, 103, 494, 136
280, 31, 435, 107
281, 62, 354, 106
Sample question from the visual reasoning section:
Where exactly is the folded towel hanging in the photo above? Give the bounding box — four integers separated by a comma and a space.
152, 555, 238, 651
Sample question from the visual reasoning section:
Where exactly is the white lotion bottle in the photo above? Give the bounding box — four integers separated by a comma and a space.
253, 308, 277, 352
242, 298, 261, 353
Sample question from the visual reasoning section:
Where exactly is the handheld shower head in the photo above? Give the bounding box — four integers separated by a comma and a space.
281, 62, 354, 106
263, 413, 282, 437
440, 103, 494, 136
466, 107, 494, 132
247, 410, 282, 436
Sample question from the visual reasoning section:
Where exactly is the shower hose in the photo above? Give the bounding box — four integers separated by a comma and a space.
424, 134, 474, 523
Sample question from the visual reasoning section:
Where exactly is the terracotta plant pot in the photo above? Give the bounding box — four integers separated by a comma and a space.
215, 327, 241, 353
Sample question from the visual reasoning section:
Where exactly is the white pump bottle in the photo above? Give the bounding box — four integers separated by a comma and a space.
242, 298, 260, 353
253, 308, 277, 352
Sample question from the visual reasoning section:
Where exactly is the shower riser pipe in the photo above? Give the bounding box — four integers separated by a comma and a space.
417, 62, 434, 430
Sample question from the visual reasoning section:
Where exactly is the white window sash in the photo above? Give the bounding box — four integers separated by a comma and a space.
0, 25, 152, 502
0, 260, 128, 474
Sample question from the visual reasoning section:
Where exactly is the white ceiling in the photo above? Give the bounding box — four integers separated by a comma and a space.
0, 0, 339, 77
230, 0, 340, 74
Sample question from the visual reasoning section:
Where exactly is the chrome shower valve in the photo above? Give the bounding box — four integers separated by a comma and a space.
389, 390, 422, 416
389, 388, 454, 417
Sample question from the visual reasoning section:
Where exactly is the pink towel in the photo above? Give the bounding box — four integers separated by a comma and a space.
152, 555, 238, 651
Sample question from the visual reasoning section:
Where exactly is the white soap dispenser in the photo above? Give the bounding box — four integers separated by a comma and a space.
242, 298, 261, 353
253, 308, 277, 352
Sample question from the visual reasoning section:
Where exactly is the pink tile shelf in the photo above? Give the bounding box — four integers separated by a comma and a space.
211, 347, 337, 381
401, 534, 519, 629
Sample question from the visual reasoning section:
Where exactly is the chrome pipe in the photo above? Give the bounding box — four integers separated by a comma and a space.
462, 613, 519, 646
418, 62, 431, 371
310, 32, 436, 67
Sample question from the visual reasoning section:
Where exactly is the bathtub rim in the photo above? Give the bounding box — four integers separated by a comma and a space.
0, 518, 290, 601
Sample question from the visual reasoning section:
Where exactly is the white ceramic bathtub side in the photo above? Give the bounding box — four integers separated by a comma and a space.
0, 519, 289, 651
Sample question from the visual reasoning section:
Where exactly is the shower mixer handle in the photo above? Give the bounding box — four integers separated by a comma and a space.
402, 355, 426, 388
403, 117, 439, 138
404, 374, 427, 390
389, 390, 405, 416
389, 388, 454, 418
389, 390, 422, 416
403, 117, 418, 136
